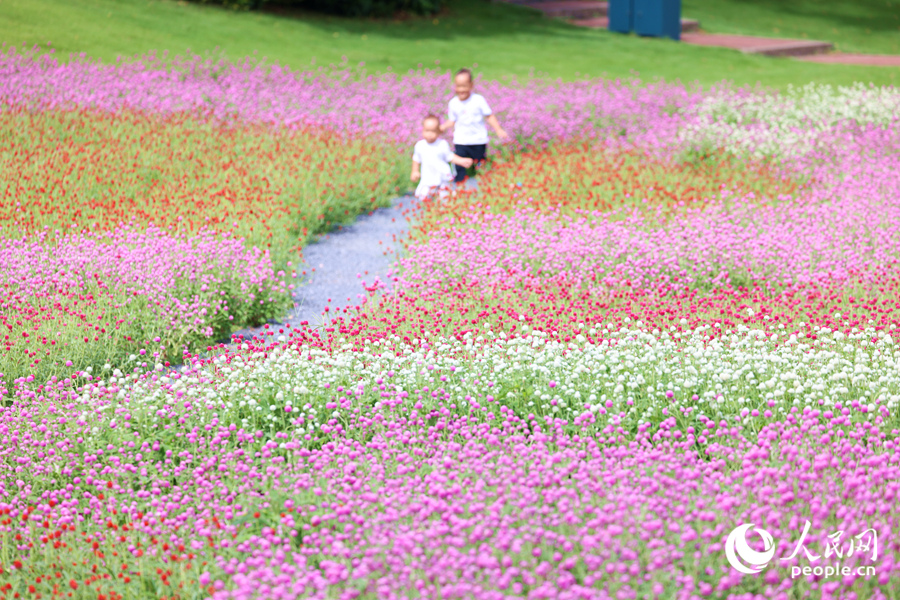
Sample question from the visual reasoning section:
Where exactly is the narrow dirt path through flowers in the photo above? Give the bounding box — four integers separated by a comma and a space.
229, 179, 480, 345
228, 195, 418, 343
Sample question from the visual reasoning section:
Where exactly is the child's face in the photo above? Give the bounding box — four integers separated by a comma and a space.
422, 118, 440, 143
454, 73, 473, 101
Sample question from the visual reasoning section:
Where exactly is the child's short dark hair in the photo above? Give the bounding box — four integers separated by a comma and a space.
423, 114, 440, 126
455, 68, 473, 83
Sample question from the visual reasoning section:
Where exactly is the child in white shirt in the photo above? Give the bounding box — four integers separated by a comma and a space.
440, 68, 508, 184
411, 114, 473, 200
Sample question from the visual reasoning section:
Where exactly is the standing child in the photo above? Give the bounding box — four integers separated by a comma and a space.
411, 114, 474, 200
440, 68, 508, 184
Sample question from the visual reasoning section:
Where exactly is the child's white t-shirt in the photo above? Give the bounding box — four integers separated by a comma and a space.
412, 138, 454, 198
448, 93, 493, 145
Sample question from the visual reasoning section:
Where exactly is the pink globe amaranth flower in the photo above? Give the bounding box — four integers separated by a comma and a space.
0, 48, 707, 149
1, 42, 899, 600
0, 224, 288, 382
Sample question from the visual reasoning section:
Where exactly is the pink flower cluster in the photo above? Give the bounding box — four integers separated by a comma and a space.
0, 47, 703, 145
397, 119, 900, 294
0, 364, 894, 600
206, 408, 897, 600
0, 225, 287, 382
2, 47, 900, 600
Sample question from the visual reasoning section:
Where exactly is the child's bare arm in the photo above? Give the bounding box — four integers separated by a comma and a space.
411, 160, 421, 182
440, 120, 455, 133
486, 114, 509, 140
449, 154, 474, 169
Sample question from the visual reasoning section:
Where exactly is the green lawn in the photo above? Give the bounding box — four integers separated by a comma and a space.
0, 0, 897, 88
684, 0, 900, 56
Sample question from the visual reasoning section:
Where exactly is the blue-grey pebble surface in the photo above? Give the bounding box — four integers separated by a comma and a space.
228, 194, 418, 343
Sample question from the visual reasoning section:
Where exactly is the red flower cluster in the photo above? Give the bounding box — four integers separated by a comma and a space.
0, 105, 406, 261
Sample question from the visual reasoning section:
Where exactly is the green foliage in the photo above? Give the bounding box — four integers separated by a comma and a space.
189, 0, 264, 10
297, 0, 444, 17
182, 0, 443, 15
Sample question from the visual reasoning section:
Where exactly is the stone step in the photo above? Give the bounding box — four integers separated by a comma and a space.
573, 16, 700, 33
798, 53, 900, 66
503, 0, 845, 59
679, 33, 833, 57
516, 1, 609, 19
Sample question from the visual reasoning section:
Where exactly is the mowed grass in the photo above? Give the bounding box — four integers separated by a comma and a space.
684, 0, 900, 56
0, 0, 897, 89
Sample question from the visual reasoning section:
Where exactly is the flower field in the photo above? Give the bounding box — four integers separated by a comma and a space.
1, 48, 900, 599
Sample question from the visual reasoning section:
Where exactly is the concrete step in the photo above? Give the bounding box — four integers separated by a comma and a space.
680, 33, 833, 57
573, 16, 700, 33
680, 19, 700, 33
518, 1, 609, 19
799, 53, 900, 66
504, 0, 840, 58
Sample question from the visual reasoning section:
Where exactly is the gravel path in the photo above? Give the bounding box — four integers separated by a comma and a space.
227, 194, 419, 343
220, 179, 478, 347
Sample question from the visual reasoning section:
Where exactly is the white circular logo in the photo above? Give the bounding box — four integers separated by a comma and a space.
725, 523, 776, 574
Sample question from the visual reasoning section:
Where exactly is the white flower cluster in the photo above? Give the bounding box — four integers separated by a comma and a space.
83, 323, 900, 447
680, 83, 900, 158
